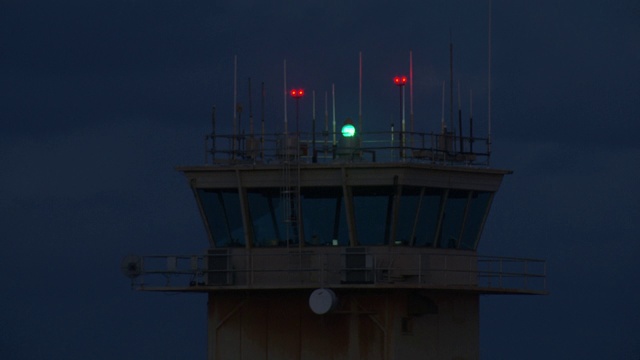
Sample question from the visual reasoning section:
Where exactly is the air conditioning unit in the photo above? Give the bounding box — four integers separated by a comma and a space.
341, 247, 374, 284
206, 249, 233, 285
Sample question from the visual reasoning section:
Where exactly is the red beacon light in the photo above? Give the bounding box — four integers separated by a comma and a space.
393, 76, 407, 87
290, 88, 304, 98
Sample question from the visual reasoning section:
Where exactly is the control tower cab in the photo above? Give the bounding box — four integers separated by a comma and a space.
123, 85, 546, 360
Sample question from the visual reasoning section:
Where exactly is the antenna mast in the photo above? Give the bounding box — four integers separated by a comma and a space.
469, 89, 474, 153
233, 55, 238, 159
324, 91, 329, 158
441, 81, 446, 133
488, 0, 492, 158
359, 51, 362, 133
332, 84, 336, 145
449, 31, 454, 134
402, 81, 406, 152
261, 82, 265, 159
210, 106, 216, 163
458, 80, 463, 153
409, 50, 414, 135
312, 90, 317, 163
249, 78, 254, 136
283, 59, 288, 135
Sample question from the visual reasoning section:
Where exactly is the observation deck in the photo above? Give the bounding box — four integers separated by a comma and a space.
126, 250, 546, 295
124, 128, 547, 296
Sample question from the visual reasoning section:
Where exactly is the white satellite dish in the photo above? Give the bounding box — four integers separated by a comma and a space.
309, 288, 337, 315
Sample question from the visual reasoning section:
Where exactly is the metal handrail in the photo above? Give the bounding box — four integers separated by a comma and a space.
205, 130, 490, 166
128, 251, 546, 294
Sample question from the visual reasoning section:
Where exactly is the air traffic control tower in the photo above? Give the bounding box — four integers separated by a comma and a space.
123, 84, 547, 360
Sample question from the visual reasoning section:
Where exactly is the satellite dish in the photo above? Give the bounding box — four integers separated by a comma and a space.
120, 255, 142, 279
309, 288, 337, 315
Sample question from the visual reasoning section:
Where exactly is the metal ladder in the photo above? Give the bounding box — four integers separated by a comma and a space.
281, 134, 302, 247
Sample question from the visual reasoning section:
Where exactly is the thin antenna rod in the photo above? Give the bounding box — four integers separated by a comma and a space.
324, 91, 329, 158
332, 83, 336, 145
233, 55, 237, 159
458, 80, 463, 153
358, 51, 362, 133
248, 78, 254, 136
402, 84, 406, 151
488, 0, 492, 157
441, 81, 446, 132
210, 106, 216, 163
469, 89, 474, 153
312, 90, 317, 163
261, 82, 265, 159
449, 30, 454, 134
409, 50, 414, 135
283, 59, 288, 134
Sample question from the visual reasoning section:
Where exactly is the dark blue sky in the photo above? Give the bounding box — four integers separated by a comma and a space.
1, 1, 639, 359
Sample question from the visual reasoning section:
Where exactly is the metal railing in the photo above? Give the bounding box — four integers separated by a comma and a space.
204, 130, 490, 166
124, 250, 546, 294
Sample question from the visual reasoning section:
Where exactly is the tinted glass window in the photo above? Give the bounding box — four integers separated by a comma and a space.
413, 188, 443, 247
395, 186, 421, 245
197, 189, 245, 247
459, 191, 492, 250
438, 190, 469, 248
300, 187, 348, 246
352, 186, 394, 245
247, 188, 293, 247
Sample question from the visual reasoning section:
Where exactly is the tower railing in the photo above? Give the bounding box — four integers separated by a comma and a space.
205, 130, 490, 166
125, 250, 546, 295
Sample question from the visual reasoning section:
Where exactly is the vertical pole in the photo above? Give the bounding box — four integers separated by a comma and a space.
449, 33, 454, 134
248, 78, 254, 137
284, 60, 288, 135
401, 85, 405, 157
488, 0, 493, 160
233, 55, 237, 160
458, 80, 463, 153
358, 51, 363, 133
312, 91, 317, 163
409, 50, 414, 146
261, 82, 265, 159
469, 89, 474, 153
390, 122, 394, 151
211, 106, 216, 163
332, 84, 336, 146
324, 91, 329, 158
441, 81, 445, 133
295, 98, 300, 138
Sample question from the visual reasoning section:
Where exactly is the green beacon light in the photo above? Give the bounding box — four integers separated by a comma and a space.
341, 118, 356, 137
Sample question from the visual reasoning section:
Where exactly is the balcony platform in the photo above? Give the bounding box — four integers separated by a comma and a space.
125, 247, 547, 295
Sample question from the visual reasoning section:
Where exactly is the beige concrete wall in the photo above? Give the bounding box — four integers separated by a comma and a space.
207, 290, 478, 360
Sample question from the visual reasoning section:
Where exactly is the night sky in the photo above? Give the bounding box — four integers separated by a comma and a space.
2, 1, 639, 359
